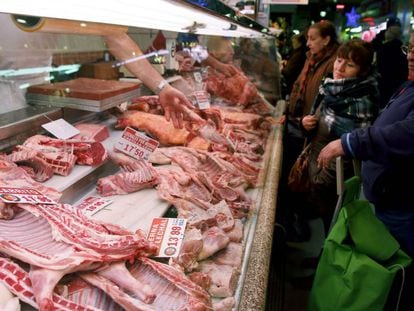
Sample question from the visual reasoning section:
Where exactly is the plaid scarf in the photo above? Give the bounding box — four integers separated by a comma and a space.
317, 74, 379, 136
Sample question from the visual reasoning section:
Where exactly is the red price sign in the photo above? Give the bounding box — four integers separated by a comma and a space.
115, 127, 159, 160
0, 187, 56, 205
74, 196, 113, 216
147, 218, 187, 257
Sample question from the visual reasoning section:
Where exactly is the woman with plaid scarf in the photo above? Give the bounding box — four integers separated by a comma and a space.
300, 39, 379, 233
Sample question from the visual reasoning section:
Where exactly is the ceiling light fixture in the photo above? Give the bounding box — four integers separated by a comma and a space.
0, 0, 269, 38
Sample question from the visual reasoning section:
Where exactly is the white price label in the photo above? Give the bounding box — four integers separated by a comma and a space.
114, 127, 159, 161
147, 218, 187, 258
0, 187, 56, 205
193, 72, 203, 83
74, 196, 113, 216
194, 90, 210, 110
41, 118, 80, 140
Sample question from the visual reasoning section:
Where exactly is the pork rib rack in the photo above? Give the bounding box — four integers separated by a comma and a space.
0, 202, 157, 310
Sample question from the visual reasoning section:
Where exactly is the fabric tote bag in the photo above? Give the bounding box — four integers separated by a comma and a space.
309, 199, 412, 311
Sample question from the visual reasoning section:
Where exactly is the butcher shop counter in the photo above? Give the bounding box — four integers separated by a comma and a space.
16, 99, 285, 311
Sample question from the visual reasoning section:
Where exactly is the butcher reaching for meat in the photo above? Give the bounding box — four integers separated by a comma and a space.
105, 33, 204, 129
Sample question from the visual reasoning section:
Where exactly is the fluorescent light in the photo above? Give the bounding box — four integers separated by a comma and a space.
0, 0, 269, 38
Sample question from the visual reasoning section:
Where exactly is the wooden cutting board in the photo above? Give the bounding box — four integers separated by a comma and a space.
27, 78, 140, 100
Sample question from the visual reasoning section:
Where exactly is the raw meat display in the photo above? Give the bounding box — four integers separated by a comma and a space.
0, 202, 157, 310
0, 41, 278, 310
205, 69, 258, 106
0, 257, 100, 311
7, 148, 54, 182
23, 135, 108, 167
73, 123, 110, 142
116, 111, 190, 146
96, 159, 159, 196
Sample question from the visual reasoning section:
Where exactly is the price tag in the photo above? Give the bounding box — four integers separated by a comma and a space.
74, 196, 113, 216
114, 127, 159, 161
194, 90, 210, 110
41, 118, 80, 140
147, 218, 187, 258
193, 72, 203, 83
0, 187, 56, 204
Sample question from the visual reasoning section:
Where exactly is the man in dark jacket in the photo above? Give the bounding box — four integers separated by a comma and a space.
317, 31, 414, 309
375, 25, 408, 108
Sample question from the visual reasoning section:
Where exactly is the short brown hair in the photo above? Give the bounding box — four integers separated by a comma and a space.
337, 39, 374, 77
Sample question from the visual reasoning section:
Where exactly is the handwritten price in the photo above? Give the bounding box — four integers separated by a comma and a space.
122, 143, 145, 158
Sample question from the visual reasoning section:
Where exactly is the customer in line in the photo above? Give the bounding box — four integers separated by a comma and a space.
285, 20, 340, 169
299, 39, 379, 233
281, 32, 308, 97
317, 33, 414, 258
280, 20, 340, 241
317, 31, 414, 311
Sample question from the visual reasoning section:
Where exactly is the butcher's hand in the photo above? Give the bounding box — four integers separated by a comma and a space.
302, 115, 318, 131
159, 85, 203, 128
317, 139, 345, 169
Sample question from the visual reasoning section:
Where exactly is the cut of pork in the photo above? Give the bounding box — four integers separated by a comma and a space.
192, 260, 239, 298
23, 134, 107, 168
73, 123, 110, 142
0, 203, 156, 310
198, 227, 230, 261
0, 166, 61, 202
96, 159, 159, 196
7, 147, 54, 182
116, 111, 190, 146
0, 257, 101, 311
129, 257, 212, 311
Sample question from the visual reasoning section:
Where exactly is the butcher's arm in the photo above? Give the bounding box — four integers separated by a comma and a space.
104, 33, 201, 128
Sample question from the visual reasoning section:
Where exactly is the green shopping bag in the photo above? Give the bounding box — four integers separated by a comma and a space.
309, 199, 412, 311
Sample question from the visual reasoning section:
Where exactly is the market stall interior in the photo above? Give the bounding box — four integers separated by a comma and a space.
0, 1, 284, 310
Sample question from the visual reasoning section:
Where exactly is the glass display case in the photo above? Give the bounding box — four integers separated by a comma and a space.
0, 1, 284, 310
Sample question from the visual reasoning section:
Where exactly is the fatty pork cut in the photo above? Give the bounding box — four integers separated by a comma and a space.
116, 111, 190, 146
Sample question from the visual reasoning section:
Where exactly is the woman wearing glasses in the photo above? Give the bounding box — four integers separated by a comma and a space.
318, 31, 414, 310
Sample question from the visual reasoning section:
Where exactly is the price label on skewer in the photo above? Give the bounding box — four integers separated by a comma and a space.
115, 127, 159, 161
147, 218, 187, 258
194, 90, 210, 110
0, 187, 56, 204
74, 196, 113, 216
